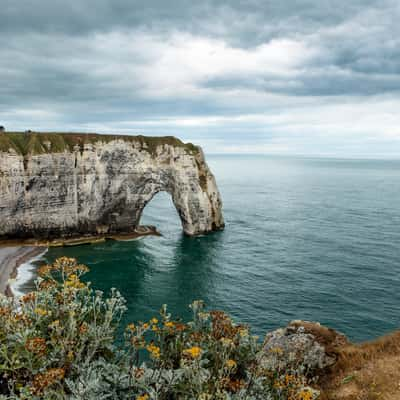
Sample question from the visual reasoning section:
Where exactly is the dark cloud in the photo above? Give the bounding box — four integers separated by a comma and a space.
0, 0, 399, 156
0, 0, 383, 41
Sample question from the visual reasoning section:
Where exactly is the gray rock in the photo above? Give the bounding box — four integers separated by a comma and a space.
262, 320, 349, 373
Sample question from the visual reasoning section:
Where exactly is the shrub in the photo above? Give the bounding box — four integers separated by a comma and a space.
0, 257, 318, 399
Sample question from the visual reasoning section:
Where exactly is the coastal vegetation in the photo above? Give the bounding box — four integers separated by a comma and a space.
0, 132, 199, 156
0, 257, 316, 400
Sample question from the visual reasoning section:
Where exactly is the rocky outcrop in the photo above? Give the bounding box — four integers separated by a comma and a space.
260, 321, 350, 400
0, 132, 224, 239
262, 320, 349, 373
264, 321, 400, 400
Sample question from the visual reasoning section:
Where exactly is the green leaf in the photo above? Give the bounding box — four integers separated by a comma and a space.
342, 374, 355, 384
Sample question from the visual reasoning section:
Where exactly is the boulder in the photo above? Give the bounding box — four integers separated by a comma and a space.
262, 320, 349, 373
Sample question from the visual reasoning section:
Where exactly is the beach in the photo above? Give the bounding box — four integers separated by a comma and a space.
0, 227, 158, 297
0, 246, 46, 296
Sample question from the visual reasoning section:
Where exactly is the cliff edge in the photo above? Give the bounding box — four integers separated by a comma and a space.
0, 132, 224, 239
263, 321, 400, 400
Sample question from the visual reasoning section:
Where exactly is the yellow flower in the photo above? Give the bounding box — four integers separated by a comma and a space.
164, 321, 174, 328
48, 320, 60, 329
297, 390, 313, 400
146, 343, 161, 359
128, 323, 136, 332
271, 347, 283, 354
273, 379, 285, 390
183, 346, 202, 359
225, 359, 237, 369
238, 328, 248, 337
65, 274, 85, 289
285, 374, 296, 385
151, 318, 158, 324
34, 308, 48, 317
136, 395, 149, 400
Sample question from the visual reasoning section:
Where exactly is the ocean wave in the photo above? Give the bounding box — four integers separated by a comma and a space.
9, 249, 48, 297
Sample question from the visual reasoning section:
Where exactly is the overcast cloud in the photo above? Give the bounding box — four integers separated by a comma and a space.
1, 0, 399, 156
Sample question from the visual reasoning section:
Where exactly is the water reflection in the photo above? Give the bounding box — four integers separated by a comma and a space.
168, 231, 224, 317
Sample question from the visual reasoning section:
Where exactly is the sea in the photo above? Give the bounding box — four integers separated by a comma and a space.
13, 155, 400, 342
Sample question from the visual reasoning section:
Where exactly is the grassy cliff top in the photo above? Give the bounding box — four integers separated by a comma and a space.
0, 132, 199, 156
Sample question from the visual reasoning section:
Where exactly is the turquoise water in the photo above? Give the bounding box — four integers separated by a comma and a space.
42, 156, 400, 342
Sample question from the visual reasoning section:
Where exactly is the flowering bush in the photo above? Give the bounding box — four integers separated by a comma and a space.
0, 257, 318, 399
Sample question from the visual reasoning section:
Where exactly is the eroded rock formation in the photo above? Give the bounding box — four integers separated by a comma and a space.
262, 320, 349, 372
0, 132, 224, 239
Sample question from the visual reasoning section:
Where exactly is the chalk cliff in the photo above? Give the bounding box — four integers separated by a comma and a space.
0, 132, 224, 239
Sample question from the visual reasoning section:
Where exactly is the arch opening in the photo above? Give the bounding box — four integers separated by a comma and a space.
139, 191, 183, 236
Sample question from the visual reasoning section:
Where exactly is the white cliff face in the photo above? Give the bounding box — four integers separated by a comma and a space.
0, 134, 224, 238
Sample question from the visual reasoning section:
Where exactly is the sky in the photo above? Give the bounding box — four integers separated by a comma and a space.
1, 0, 400, 157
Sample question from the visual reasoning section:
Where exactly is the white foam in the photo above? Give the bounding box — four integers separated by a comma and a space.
9, 249, 48, 297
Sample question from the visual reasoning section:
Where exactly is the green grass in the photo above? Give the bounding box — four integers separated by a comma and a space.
0, 132, 199, 156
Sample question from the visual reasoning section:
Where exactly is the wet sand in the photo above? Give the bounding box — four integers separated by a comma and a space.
0, 246, 47, 295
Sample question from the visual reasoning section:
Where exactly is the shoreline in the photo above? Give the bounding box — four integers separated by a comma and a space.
0, 225, 161, 248
0, 246, 47, 296
0, 226, 161, 297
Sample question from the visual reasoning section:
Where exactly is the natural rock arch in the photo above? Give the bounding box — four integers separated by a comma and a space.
136, 190, 184, 233
0, 133, 224, 239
